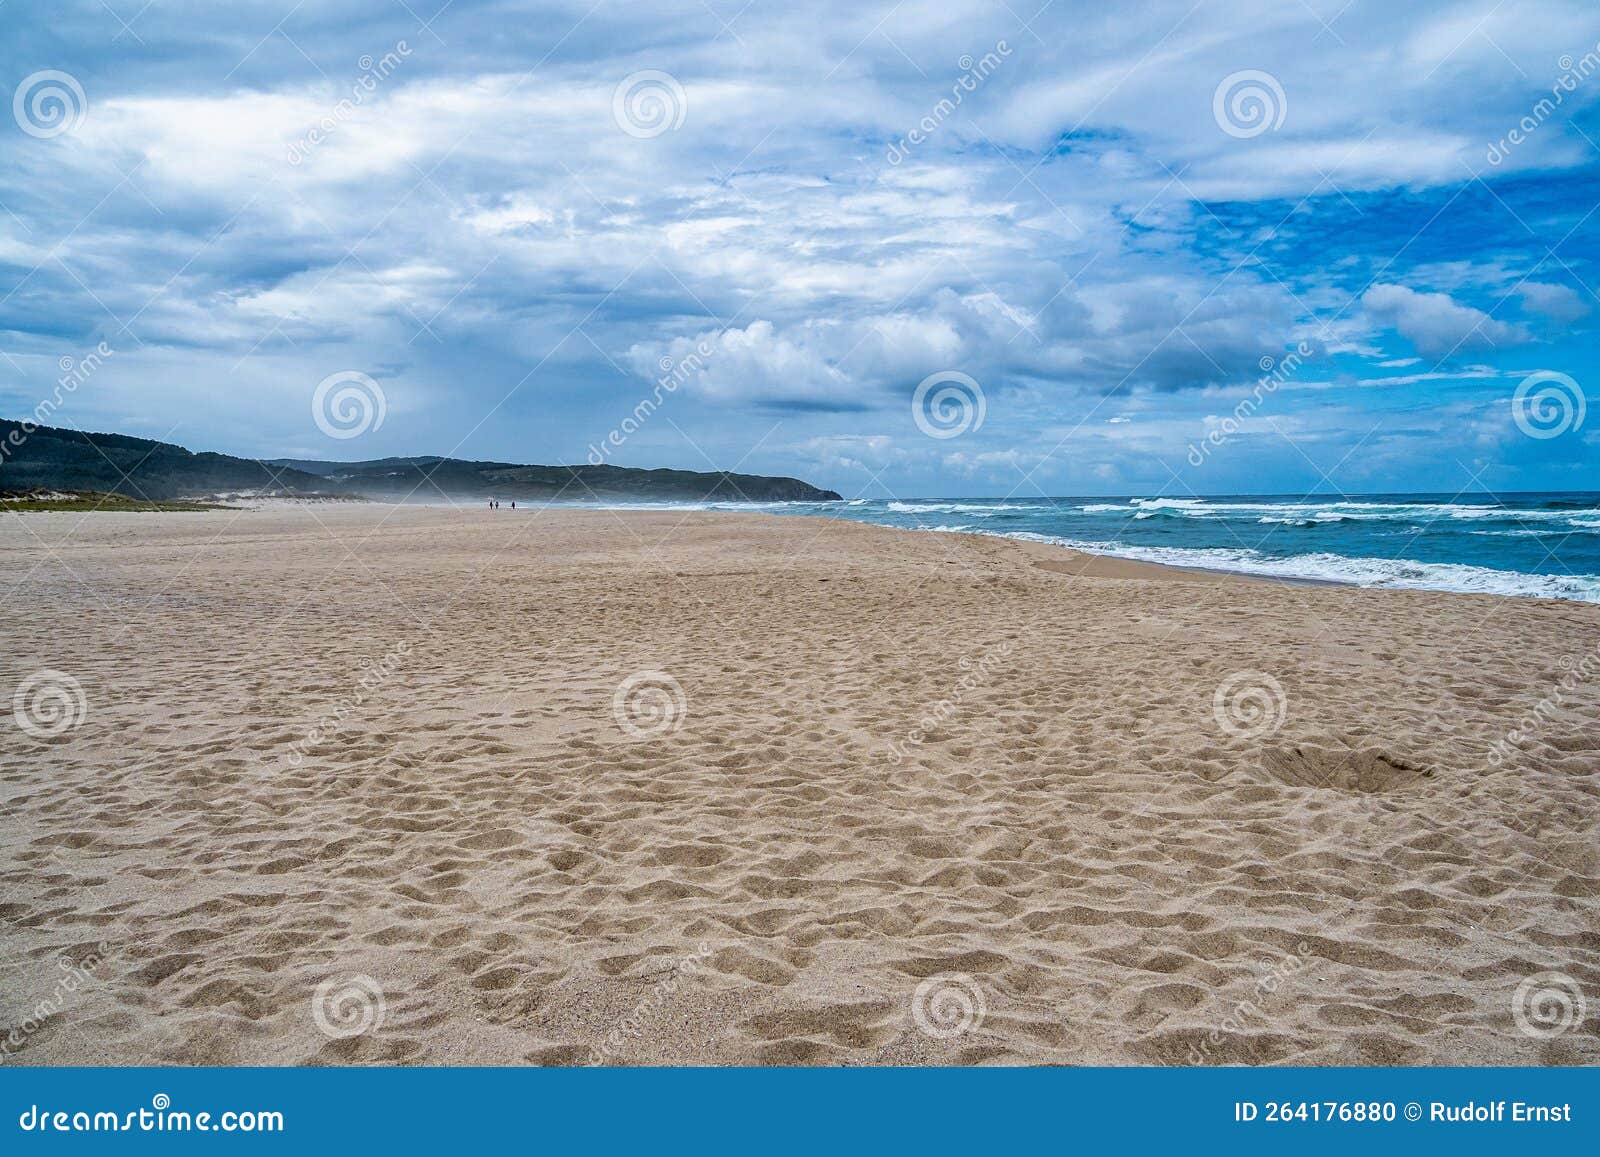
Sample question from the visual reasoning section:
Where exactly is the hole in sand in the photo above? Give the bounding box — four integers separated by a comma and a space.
1257, 741, 1434, 793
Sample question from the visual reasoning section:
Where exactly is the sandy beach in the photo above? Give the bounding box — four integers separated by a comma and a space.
2, 503, 1597, 1066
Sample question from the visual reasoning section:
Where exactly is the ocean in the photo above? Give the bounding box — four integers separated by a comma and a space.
603, 492, 1600, 603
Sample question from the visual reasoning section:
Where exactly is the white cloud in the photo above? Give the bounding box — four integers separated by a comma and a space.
1361, 284, 1527, 358
1519, 281, 1591, 324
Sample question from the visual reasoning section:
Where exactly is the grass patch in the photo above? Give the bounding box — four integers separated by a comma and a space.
0, 489, 234, 513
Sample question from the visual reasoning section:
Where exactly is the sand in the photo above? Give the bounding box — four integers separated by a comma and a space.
2, 503, 1597, 1066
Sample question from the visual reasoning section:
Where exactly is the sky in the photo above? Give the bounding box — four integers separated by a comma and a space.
1, 0, 1598, 499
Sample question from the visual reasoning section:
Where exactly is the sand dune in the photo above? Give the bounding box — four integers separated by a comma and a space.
2, 504, 1597, 1065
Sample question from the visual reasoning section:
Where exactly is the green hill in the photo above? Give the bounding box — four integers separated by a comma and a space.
0, 420, 842, 504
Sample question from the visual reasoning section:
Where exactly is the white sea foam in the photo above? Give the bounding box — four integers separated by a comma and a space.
1470, 526, 1600, 538
885, 501, 1047, 515
577, 500, 827, 512
1076, 497, 1600, 528
936, 529, 1600, 602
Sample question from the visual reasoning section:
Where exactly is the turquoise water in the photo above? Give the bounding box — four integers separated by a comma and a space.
612, 492, 1600, 602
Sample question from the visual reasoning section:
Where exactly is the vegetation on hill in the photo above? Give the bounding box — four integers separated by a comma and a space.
0, 419, 843, 503
0, 488, 231, 513
272, 455, 844, 502
0, 421, 334, 500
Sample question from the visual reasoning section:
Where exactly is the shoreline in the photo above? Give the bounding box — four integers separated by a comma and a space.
10, 496, 1597, 602
315, 499, 1596, 602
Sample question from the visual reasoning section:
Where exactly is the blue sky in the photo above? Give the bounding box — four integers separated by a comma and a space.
1, 0, 1597, 498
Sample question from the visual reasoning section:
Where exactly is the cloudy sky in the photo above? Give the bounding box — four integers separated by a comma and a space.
2, 0, 1597, 498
